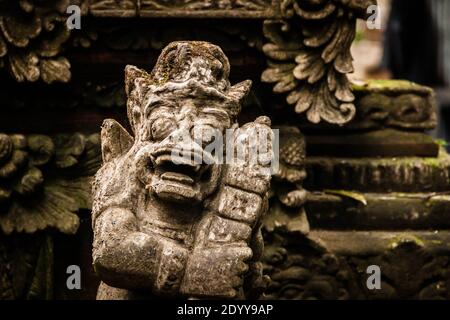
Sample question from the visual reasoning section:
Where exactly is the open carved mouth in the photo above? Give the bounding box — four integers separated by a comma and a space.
141, 147, 220, 203
152, 153, 212, 186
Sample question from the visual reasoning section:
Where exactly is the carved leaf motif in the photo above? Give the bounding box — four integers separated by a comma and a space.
262, 235, 353, 300
0, 35, 8, 57
0, 15, 42, 48
0, 1, 73, 83
53, 133, 86, 168
27, 135, 55, 166
349, 240, 450, 299
36, 26, 70, 58
14, 166, 44, 195
8, 52, 40, 82
262, 0, 370, 124
40, 57, 71, 83
0, 134, 102, 235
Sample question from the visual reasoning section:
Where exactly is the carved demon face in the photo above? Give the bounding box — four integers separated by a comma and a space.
120, 41, 251, 204
132, 93, 230, 203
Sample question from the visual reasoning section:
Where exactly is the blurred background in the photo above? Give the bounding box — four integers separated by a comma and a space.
351, 0, 450, 148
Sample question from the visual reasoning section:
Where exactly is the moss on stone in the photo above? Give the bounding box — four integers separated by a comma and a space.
436, 139, 448, 148
389, 234, 425, 249
352, 79, 433, 95
423, 157, 443, 169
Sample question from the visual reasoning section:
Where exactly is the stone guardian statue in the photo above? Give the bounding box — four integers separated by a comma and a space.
92, 41, 273, 299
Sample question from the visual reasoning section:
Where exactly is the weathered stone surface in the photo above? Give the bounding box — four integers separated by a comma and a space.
207, 215, 252, 244
308, 230, 450, 256
305, 129, 439, 157
297, 80, 439, 157
92, 41, 273, 299
351, 80, 437, 131
260, 75, 450, 300
305, 147, 450, 192
89, 0, 277, 18
0, 233, 54, 300
265, 126, 309, 235
306, 192, 450, 230
262, 230, 450, 299
217, 186, 263, 225
299, 80, 437, 132
224, 165, 271, 195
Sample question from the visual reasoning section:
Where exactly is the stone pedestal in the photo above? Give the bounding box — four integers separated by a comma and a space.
262, 80, 450, 299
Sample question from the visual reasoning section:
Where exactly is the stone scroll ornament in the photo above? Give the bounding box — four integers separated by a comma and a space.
262, 0, 377, 124
92, 41, 274, 299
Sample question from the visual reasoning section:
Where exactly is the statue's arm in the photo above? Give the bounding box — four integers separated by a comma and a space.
92, 207, 188, 295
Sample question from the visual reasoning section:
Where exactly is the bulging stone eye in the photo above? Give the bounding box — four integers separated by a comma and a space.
151, 116, 176, 141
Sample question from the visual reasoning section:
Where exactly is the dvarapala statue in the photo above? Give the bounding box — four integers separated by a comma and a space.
92, 41, 274, 299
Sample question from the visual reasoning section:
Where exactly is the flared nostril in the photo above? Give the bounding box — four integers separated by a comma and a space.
147, 156, 155, 171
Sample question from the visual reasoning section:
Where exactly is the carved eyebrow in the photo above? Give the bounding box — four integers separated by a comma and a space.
147, 107, 175, 121
201, 108, 230, 121
144, 98, 176, 116
145, 98, 163, 110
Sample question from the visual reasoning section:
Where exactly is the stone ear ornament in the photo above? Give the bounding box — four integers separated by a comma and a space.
124, 65, 151, 98
228, 80, 253, 103
100, 119, 133, 163
92, 41, 272, 299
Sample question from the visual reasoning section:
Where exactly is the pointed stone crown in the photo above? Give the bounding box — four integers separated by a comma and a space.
125, 41, 251, 122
